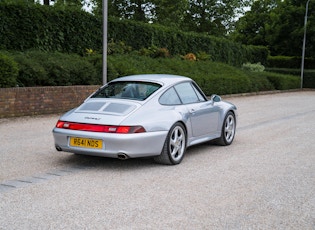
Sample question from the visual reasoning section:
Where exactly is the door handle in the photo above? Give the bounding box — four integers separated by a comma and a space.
189, 109, 195, 114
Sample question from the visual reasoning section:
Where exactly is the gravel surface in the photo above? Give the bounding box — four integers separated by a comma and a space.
0, 91, 315, 229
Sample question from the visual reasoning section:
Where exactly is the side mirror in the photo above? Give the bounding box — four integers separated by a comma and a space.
211, 94, 221, 102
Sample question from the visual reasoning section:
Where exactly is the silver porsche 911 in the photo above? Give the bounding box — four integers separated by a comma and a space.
53, 74, 237, 165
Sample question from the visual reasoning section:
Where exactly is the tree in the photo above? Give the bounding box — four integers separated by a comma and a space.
53, 0, 83, 9
232, 0, 279, 46
91, 0, 252, 36
151, 0, 188, 28
233, 0, 315, 57
182, 0, 252, 36
268, 0, 315, 57
93, 0, 154, 22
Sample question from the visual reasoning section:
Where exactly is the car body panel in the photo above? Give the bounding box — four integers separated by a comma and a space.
52, 74, 237, 159
61, 99, 142, 126
53, 128, 167, 158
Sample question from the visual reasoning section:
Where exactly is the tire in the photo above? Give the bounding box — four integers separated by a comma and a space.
154, 122, 187, 165
216, 111, 236, 146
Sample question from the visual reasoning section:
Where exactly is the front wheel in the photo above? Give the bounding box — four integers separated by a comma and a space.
216, 111, 236, 146
154, 122, 186, 165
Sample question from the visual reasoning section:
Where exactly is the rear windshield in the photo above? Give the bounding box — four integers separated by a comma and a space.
91, 81, 162, 101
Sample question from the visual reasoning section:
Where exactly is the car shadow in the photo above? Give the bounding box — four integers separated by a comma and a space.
55, 142, 223, 171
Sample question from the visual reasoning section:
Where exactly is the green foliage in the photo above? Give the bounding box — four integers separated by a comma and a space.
0, 2, 102, 54
264, 72, 300, 90
265, 67, 315, 89
196, 51, 211, 61
233, 0, 315, 57
139, 45, 171, 58
266, 55, 315, 88
267, 56, 315, 69
242, 62, 265, 72
109, 19, 269, 66
151, 0, 189, 29
106, 54, 298, 94
12, 51, 100, 86
0, 3, 268, 67
248, 74, 275, 92
0, 52, 18, 87
107, 40, 132, 55
93, 0, 250, 36
0, 49, 303, 91
304, 71, 315, 88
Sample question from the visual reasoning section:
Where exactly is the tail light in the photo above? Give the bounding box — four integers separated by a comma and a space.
56, 120, 146, 134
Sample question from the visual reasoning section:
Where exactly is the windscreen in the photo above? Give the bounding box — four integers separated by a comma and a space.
91, 81, 162, 101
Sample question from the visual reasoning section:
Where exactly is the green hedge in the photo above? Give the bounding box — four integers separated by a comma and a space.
0, 52, 18, 87
265, 68, 315, 88
0, 2, 268, 66
106, 54, 299, 95
267, 56, 315, 69
257, 72, 299, 90
109, 20, 269, 66
0, 2, 102, 54
2, 51, 301, 92
12, 51, 99, 86
107, 54, 255, 95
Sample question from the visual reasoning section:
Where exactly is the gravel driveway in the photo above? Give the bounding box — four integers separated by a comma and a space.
0, 91, 315, 229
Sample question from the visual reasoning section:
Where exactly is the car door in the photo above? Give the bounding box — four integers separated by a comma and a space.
174, 82, 220, 137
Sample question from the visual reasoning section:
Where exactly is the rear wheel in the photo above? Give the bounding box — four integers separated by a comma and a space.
216, 111, 236, 146
154, 122, 186, 165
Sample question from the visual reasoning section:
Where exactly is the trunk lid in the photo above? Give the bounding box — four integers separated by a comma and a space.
60, 99, 141, 125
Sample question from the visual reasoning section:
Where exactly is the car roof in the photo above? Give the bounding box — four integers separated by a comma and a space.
111, 74, 191, 86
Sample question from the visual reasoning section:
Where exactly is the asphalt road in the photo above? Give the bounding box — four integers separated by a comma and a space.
1, 91, 315, 229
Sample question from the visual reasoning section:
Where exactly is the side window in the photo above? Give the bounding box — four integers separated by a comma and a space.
159, 87, 182, 105
174, 82, 199, 104
192, 82, 206, 102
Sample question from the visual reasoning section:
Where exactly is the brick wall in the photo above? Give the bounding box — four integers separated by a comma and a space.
0, 86, 100, 118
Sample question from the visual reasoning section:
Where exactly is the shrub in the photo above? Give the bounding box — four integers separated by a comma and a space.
242, 62, 265, 72
264, 72, 300, 90
0, 52, 18, 87
267, 56, 315, 69
12, 51, 100, 86
139, 46, 170, 58
14, 53, 48, 87
248, 74, 274, 92
107, 40, 132, 55
182, 53, 197, 61
5, 51, 302, 92
196, 51, 211, 61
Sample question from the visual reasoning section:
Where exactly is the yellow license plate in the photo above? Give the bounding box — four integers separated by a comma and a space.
69, 137, 103, 149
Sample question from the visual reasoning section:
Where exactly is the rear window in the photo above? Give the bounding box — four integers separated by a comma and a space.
91, 81, 162, 101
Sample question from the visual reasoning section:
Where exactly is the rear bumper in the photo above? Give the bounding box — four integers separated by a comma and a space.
52, 128, 168, 158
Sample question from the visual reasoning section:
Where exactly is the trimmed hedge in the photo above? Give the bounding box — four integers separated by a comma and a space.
267, 56, 315, 69
108, 20, 269, 66
0, 2, 102, 54
266, 67, 315, 88
0, 52, 18, 87
2, 51, 300, 92
106, 54, 299, 95
12, 51, 99, 86
0, 2, 268, 66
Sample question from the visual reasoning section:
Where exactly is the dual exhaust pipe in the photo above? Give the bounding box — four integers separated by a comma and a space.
55, 145, 129, 160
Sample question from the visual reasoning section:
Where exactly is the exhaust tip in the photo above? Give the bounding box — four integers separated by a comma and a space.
117, 153, 129, 160
55, 146, 62, 151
